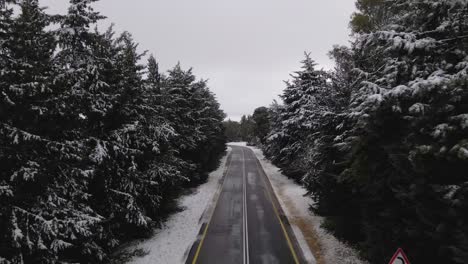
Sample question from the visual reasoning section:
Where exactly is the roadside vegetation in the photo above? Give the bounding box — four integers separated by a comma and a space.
247, 0, 468, 263
0, 0, 225, 263
223, 106, 270, 144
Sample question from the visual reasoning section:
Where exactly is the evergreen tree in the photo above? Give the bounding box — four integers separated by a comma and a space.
147, 54, 161, 91
343, 1, 468, 262
251, 106, 270, 145
0, 0, 55, 128
299, 0, 468, 263
264, 54, 329, 180
263, 100, 285, 162
0, 1, 227, 262
223, 119, 241, 142
0, 1, 105, 262
162, 63, 226, 182
188, 79, 226, 173
53, 0, 108, 139
239, 115, 254, 143
239, 1, 468, 263
350, 0, 390, 33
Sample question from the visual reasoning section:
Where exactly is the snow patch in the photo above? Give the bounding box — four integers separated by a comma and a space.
227, 141, 247, 146
457, 147, 468, 160
89, 141, 108, 164
409, 103, 429, 115
453, 114, 468, 129
0, 185, 14, 197
386, 85, 412, 98
124, 148, 232, 264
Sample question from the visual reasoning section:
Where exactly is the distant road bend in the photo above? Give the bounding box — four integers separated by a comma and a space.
186, 145, 306, 264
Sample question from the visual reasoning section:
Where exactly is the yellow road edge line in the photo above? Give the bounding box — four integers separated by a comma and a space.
270, 194, 301, 264
191, 220, 211, 264
253, 151, 301, 264
191, 151, 234, 264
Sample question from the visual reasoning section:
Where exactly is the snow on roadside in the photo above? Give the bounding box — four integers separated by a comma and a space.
248, 146, 367, 264
124, 147, 232, 264
227, 141, 247, 146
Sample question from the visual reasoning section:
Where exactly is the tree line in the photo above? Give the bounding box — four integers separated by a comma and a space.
252, 0, 468, 263
0, 0, 226, 263
223, 106, 270, 144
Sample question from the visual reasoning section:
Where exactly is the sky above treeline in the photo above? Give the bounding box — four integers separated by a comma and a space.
40, 0, 356, 121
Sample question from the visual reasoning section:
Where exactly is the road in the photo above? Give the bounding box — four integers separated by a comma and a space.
186, 145, 305, 264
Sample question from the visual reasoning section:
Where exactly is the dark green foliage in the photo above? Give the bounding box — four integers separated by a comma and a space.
239, 115, 255, 143
251, 107, 270, 145
222, 114, 258, 144
223, 119, 241, 142
0, 1, 226, 263
340, 1, 468, 262
350, 0, 389, 33
262, 0, 468, 263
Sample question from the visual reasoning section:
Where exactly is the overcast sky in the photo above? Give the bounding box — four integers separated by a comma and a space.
41, 0, 356, 121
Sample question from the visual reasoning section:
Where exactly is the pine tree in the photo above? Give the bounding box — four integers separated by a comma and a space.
300, 46, 363, 243
188, 79, 226, 173
350, 0, 390, 33
53, 0, 107, 138
161, 63, 226, 183
0, 1, 228, 262
265, 54, 328, 180
333, 0, 468, 262
1, 0, 53, 130
161, 64, 203, 182
251, 106, 270, 145
1, 1, 106, 263
239, 115, 254, 143
263, 100, 285, 162
254, 1, 468, 263
147, 54, 161, 90
223, 119, 241, 142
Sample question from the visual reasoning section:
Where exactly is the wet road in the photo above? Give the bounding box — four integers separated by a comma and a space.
186, 146, 305, 264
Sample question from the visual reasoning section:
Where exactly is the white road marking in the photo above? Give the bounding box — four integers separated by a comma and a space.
241, 148, 250, 264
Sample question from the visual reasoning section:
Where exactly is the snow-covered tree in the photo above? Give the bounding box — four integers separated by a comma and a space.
261, 2, 468, 263
188, 79, 226, 173
264, 54, 329, 180
0, 1, 226, 263
147, 54, 161, 90
53, 0, 109, 138
161, 63, 226, 182
314, 0, 468, 263
0, 1, 106, 262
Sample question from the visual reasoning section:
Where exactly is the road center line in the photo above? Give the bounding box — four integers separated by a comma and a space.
241, 148, 250, 264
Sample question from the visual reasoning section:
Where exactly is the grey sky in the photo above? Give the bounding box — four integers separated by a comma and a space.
41, 0, 356, 121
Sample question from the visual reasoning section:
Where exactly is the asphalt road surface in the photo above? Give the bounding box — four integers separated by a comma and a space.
186, 146, 306, 264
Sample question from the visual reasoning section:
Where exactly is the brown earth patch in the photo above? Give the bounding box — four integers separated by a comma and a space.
277, 186, 327, 264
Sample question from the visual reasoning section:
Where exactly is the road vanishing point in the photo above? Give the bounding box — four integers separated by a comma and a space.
186, 145, 307, 264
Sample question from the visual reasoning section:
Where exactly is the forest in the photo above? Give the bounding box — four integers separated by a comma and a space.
245, 0, 468, 263
2, 0, 468, 263
223, 106, 270, 144
0, 0, 226, 263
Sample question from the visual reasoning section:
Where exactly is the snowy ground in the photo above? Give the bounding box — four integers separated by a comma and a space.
248, 146, 367, 264
227, 141, 247, 146
123, 147, 232, 264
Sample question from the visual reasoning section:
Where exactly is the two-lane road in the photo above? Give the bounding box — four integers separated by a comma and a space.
186, 146, 305, 264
